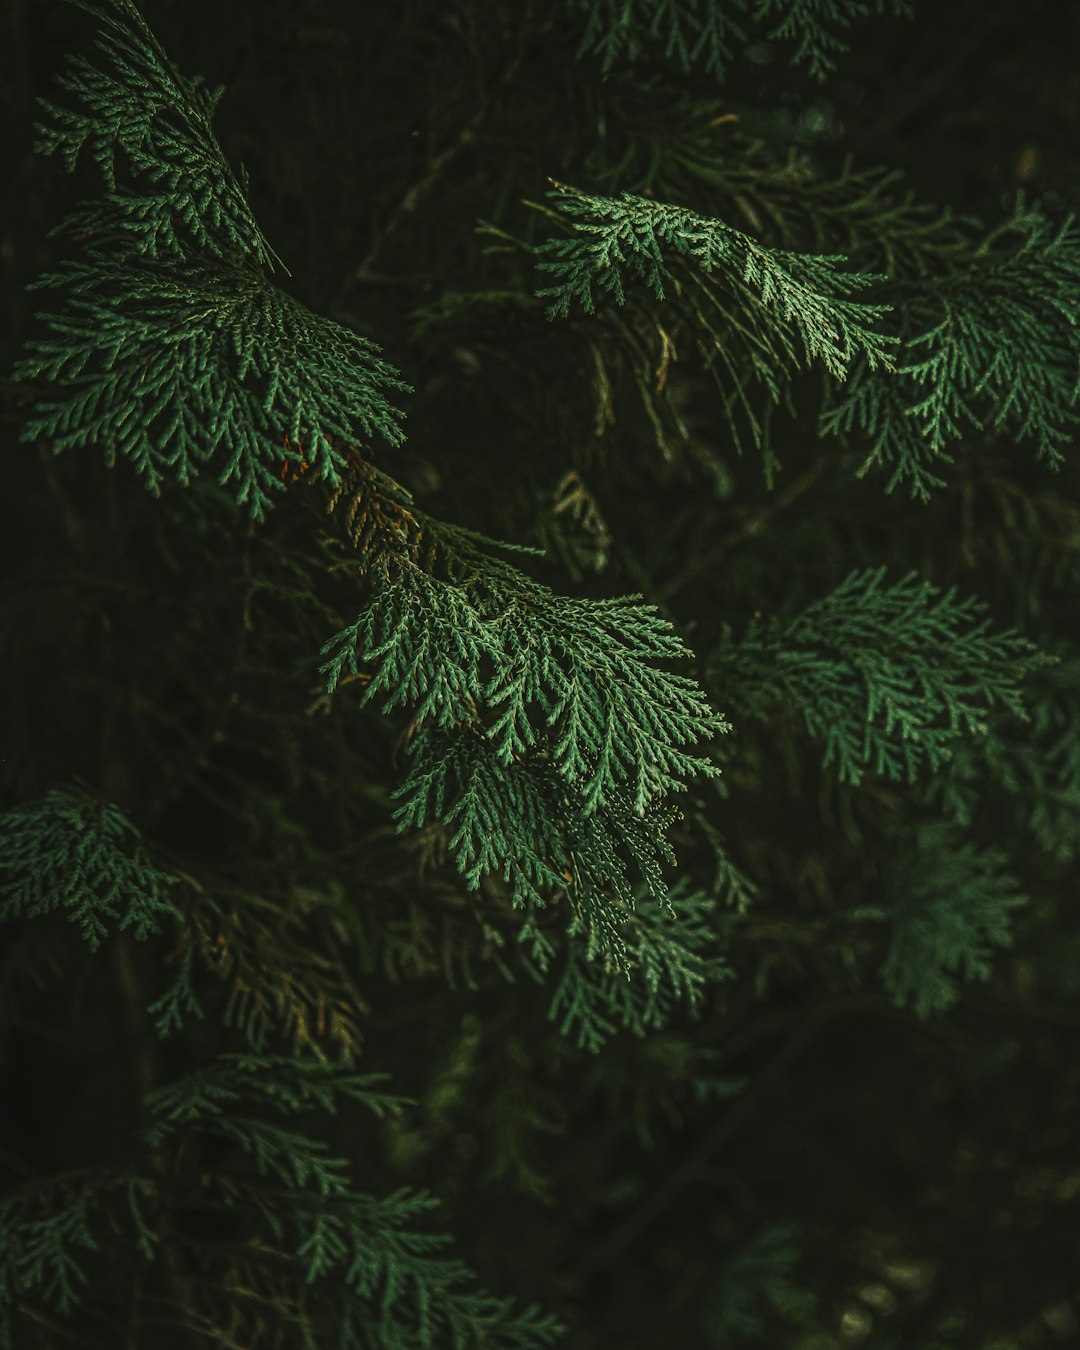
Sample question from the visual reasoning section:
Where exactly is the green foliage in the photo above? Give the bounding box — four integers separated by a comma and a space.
536, 181, 896, 380
753, 0, 913, 81
149, 878, 369, 1051
146, 942, 204, 1038
567, 0, 746, 80
299, 1189, 565, 1349
700, 1223, 816, 1341
822, 207, 1080, 498
853, 823, 1027, 1017
532, 179, 896, 468
391, 727, 681, 971
709, 568, 1045, 785
34, 0, 279, 269
566, 0, 913, 81
322, 540, 726, 816
7, 0, 1079, 1345
1, 1056, 562, 1350
663, 143, 975, 283
146, 1057, 563, 1349
321, 528, 727, 966
142, 1053, 411, 1133
548, 881, 730, 1052
460, 137, 974, 480
17, 253, 409, 515
926, 654, 1080, 864
3, 1183, 99, 1318
0, 1173, 158, 1328
0, 789, 179, 950
16, 0, 410, 517
21, 0, 729, 999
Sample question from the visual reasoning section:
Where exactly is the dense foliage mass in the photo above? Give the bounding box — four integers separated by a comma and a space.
2, 0, 1079, 1346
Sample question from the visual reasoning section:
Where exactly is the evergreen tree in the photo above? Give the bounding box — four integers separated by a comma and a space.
3, 0, 1079, 1346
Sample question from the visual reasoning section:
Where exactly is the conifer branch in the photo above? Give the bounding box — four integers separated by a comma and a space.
549, 880, 730, 1051
567, 0, 746, 80
853, 823, 1027, 1017
567, 0, 914, 81
822, 207, 1080, 498
17, 0, 412, 518
536, 180, 897, 382
150, 880, 368, 1054
10, 1, 1073, 1342
924, 651, 1080, 864
753, 0, 913, 81
710, 568, 1047, 785
17, 256, 409, 517
141, 1057, 564, 1347
389, 727, 682, 972
1, 1061, 564, 1348
321, 524, 728, 968
0, 790, 179, 950
35, 0, 282, 271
